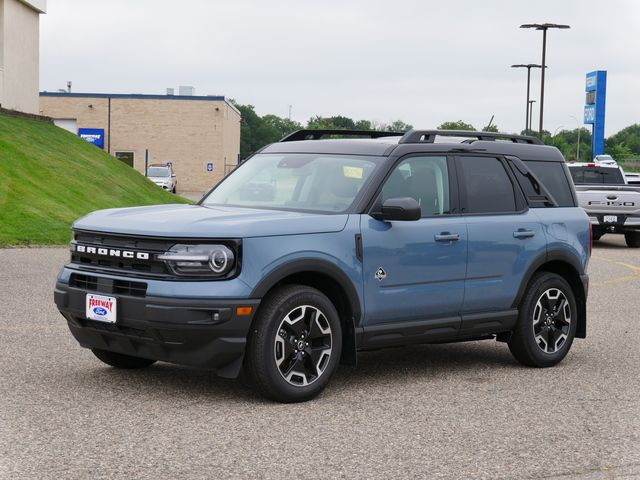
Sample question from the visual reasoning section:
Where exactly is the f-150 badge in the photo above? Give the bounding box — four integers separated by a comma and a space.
375, 267, 387, 281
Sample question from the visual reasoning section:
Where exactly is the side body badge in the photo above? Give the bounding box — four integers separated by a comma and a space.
374, 267, 387, 281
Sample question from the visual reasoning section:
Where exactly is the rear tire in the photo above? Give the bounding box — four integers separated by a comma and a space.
592, 231, 603, 241
509, 272, 577, 368
245, 285, 342, 403
92, 348, 157, 369
625, 231, 640, 248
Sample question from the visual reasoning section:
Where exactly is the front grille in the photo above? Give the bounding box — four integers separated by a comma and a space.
70, 273, 98, 291
70, 273, 147, 297
113, 279, 147, 297
70, 232, 174, 277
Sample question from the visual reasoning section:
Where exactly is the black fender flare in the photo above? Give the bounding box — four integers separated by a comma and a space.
250, 258, 362, 364
511, 248, 587, 338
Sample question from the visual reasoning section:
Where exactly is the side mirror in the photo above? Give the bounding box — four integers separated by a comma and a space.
370, 197, 421, 221
171, 173, 176, 178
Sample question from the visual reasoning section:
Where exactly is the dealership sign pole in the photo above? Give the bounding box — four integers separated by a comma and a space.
584, 70, 607, 157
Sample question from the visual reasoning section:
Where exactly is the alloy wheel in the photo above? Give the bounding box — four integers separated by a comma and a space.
532, 288, 571, 354
273, 305, 333, 386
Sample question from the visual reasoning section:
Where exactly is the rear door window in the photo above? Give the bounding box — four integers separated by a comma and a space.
457, 156, 519, 214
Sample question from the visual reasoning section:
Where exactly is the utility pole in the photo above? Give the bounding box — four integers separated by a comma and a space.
528, 100, 536, 133
520, 23, 570, 138
511, 64, 544, 132
570, 115, 581, 161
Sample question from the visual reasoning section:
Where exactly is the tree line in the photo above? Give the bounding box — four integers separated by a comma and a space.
230, 101, 640, 164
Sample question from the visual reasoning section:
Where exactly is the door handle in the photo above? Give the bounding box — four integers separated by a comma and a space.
434, 232, 460, 242
513, 229, 535, 239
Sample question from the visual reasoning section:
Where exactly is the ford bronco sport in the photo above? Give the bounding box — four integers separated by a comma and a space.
54, 129, 590, 403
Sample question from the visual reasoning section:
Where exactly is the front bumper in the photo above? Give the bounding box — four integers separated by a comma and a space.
54, 279, 260, 378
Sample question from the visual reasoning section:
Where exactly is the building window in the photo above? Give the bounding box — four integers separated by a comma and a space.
115, 151, 134, 168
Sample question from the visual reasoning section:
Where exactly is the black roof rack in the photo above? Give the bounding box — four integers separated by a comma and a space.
280, 129, 404, 142
399, 129, 543, 145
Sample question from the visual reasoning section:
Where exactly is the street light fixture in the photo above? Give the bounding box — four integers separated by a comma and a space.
511, 64, 544, 132
520, 23, 570, 139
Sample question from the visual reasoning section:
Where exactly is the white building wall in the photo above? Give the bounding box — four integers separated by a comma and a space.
0, 0, 45, 114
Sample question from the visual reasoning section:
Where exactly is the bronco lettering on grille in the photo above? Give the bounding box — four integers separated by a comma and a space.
74, 244, 150, 260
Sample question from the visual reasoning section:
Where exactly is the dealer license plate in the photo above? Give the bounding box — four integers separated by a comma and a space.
603, 215, 618, 223
86, 294, 117, 323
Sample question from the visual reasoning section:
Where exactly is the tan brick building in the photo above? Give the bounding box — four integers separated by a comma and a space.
39, 92, 241, 195
0, 0, 46, 113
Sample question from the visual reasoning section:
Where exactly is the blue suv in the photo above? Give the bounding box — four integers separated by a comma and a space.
54, 129, 591, 402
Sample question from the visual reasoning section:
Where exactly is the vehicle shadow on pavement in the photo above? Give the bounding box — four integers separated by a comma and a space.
593, 238, 629, 249
337, 341, 515, 382
76, 340, 516, 403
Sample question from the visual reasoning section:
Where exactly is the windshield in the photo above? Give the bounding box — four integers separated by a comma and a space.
569, 167, 625, 185
147, 167, 170, 177
202, 154, 379, 213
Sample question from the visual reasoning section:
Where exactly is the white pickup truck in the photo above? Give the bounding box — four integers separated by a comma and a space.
568, 163, 640, 247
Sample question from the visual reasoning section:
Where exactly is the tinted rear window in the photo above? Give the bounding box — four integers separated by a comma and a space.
569, 167, 625, 185
458, 157, 518, 214
524, 161, 575, 207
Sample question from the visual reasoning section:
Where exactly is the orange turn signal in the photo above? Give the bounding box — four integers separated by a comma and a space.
236, 306, 253, 316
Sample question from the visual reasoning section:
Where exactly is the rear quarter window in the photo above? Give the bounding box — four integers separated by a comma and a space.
523, 160, 575, 207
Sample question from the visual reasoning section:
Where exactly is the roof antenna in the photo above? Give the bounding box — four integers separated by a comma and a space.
486, 114, 495, 129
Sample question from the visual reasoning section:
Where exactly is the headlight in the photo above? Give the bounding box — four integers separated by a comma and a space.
158, 244, 235, 277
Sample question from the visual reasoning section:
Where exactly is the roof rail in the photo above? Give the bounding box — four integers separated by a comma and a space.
399, 129, 543, 145
280, 129, 404, 142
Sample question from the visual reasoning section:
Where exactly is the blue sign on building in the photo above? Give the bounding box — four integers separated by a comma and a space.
206, 163, 214, 172
584, 70, 606, 157
78, 128, 105, 149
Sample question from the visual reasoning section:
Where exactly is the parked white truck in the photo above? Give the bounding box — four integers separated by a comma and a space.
568, 163, 640, 247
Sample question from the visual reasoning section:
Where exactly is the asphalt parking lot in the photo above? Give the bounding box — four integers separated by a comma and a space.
1, 237, 639, 480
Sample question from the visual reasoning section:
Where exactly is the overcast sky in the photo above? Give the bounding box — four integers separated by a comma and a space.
40, 0, 640, 136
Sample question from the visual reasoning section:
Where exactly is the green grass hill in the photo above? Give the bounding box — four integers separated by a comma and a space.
0, 114, 189, 246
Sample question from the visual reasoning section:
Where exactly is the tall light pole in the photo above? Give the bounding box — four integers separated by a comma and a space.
520, 23, 570, 139
511, 64, 543, 132
570, 115, 581, 161
528, 100, 536, 132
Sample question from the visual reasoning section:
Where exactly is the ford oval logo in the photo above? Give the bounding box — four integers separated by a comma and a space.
93, 307, 108, 316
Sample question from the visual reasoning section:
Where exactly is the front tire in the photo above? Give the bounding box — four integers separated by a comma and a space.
625, 231, 640, 248
509, 272, 577, 368
245, 285, 342, 403
92, 348, 157, 369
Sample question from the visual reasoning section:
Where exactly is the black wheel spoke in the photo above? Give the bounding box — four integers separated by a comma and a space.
540, 293, 553, 312
553, 298, 565, 317
545, 327, 557, 352
281, 354, 303, 378
308, 313, 324, 340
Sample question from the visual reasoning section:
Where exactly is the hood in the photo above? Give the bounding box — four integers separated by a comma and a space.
148, 176, 170, 183
73, 204, 350, 238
